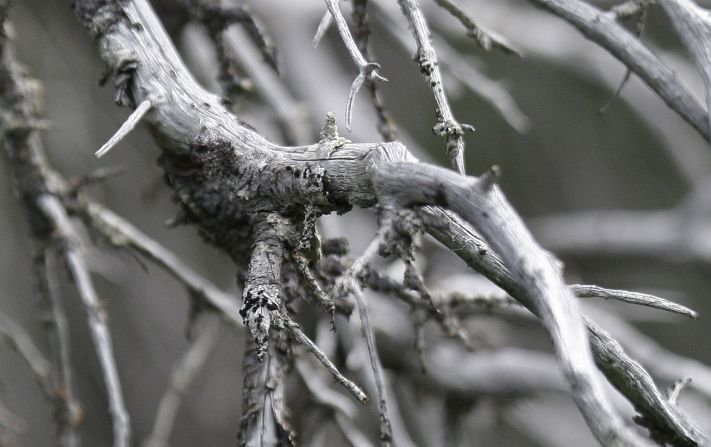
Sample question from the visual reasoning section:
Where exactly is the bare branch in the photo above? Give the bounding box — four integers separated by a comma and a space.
0, 311, 53, 396
397, 0, 473, 174
348, 278, 393, 446
572, 284, 698, 318
238, 335, 294, 447
38, 194, 130, 447
424, 209, 707, 445
287, 321, 368, 405
78, 201, 242, 326
526, 0, 710, 142
322, 0, 387, 131
661, 0, 711, 139
144, 319, 222, 447
34, 248, 82, 447
71, 1, 708, 443
95, 98, 152, 158
431, 0, 520, 55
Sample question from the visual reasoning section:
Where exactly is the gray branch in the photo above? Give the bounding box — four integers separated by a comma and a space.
71, 0, 709, 443
526, 0, 710, 142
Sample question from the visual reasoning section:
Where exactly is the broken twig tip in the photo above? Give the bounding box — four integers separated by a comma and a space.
477, 165, 501, 191
95, 99, 152, 159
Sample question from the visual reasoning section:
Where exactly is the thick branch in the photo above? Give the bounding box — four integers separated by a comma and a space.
71, 0, 706, 443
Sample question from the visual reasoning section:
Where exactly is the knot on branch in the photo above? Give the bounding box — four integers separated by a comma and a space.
240, 283, 282, 361
432, 113, 475, 139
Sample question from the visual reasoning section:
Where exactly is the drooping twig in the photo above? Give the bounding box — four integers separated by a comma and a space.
144, 318, 222, 447
431, 0, 520, 55
95, 98, 152, 158
322, 0, 387, 131
333, 232, 394, 445
599, 2, 648, 114
287, 321, 368, 404
397, 0, 473, 174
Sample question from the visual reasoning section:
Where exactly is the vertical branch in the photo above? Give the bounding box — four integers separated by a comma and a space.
33, 246, 81, 447
38, 195, 131, 447
322, 0, 387, 130
238, 213, 293, 446
351, 0, 398, 142
349, 280, 393, 446
397, 0, 473, 174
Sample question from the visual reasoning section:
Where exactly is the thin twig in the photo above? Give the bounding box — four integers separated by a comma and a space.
397, 0, 473, 174
78, 201, 241, 325
431, 0, 520, 55
0, 311, 53, 396
572, 284, 697, 318
95, 98, 152, 158
287, 321, 368, 404
351, 0, 398, 142
144, 319, 222, 447
322, 0, 387, 131
38, 194, 130, 447
349, 279, 393, 446
37, 248, 82, 447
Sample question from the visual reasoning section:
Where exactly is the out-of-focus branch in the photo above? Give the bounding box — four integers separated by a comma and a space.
531, 209, 711, 266
144, 318, 223, 447
33, 247, 82, 447
527, 0, 710, 142
431, 0, 519, 55
37, 194, 130, 447
0, 12, 128, 446
425, 209, 707, 445
78, 201, 242, 326
661, 0, 711, 136
0, 311, 53, 396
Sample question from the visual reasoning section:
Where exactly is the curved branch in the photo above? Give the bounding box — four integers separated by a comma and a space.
527, 0, 710, 142
72, 0, 706, 444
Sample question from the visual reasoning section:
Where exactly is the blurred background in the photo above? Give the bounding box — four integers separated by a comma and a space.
2, 0, 711, 445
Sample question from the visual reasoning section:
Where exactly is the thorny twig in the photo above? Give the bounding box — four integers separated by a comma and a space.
351, 0, 398, 142
397, 0, 474, 174
321, 0, 387, 131
71, 0, 710, 443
